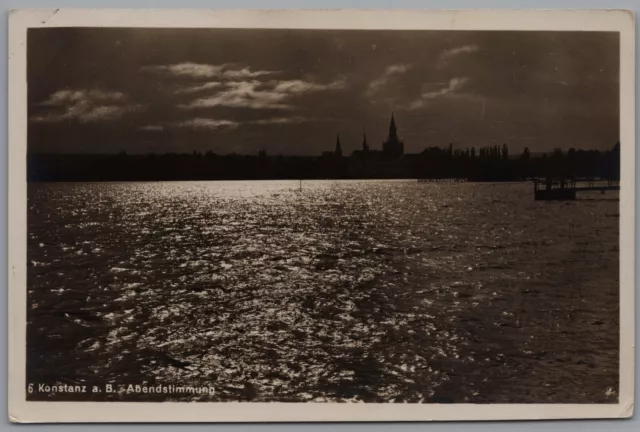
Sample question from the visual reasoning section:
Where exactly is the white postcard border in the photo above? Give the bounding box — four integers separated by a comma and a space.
7, 8, 635, 423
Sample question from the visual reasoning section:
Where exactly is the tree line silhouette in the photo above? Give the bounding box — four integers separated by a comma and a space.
415, 142, 620, 181
27, 142, 620, 182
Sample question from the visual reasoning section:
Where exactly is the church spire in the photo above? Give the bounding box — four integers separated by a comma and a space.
388, 112, 398, 142
362, 130, 369, 152
382, 112, 404, 158
335, 134, 343, 157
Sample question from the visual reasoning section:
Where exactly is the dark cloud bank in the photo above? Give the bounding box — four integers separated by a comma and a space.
28, 28, 619, 155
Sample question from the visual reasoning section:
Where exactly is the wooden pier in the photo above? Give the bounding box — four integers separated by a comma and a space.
533, 177, 619, 201
574, 185, 621, 192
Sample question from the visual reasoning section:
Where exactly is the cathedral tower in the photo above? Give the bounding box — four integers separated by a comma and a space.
362, 131, 369, 152
382, 113, 404, 158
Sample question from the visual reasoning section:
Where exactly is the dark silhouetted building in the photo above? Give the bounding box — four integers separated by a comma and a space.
382, 113, 404, 159
335, 134, 343, 157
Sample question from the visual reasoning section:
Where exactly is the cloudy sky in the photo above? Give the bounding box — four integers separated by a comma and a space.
28, 28, 619, 155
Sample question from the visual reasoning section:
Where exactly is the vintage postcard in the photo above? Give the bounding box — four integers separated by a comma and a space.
7, 8, 635, 423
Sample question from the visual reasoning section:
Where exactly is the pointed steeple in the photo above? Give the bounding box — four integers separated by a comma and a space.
362, 130, 369, 152
335, 134, 343, 157
388, 112, 398, 142
382, 112, 404, 158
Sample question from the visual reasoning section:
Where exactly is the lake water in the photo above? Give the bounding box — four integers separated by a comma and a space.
27, 180, 619, 403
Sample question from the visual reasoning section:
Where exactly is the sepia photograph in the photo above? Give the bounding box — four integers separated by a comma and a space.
7, 8, 635, 423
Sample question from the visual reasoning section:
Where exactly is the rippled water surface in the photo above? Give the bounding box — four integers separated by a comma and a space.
27, 180, 619, 403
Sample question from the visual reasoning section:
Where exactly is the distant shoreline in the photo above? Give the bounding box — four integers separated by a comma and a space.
26, 145, 620, 183
26, 178, 514, 183
26, 179, 620, 184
